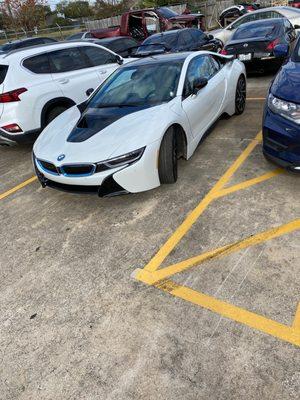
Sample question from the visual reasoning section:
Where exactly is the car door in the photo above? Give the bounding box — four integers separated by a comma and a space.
79, 45, 120, 82
181, 55, 226, 140
49, 46, 100, 104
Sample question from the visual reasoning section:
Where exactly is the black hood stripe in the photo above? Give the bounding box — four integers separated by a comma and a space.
67, 105, 152, 143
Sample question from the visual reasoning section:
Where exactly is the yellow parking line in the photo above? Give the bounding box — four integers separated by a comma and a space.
216, 168, 284, 198
293, 303, 300, 331
136, 219, 300, 284
155, 281, 300, 347
0, 176, 37, 201
144, 132, 262, 273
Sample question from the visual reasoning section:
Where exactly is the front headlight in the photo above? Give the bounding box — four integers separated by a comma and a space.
95, 147, 145, 173
268, 93, 300, 124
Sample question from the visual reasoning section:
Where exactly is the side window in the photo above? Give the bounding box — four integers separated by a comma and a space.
183, 56, 219, 98
269, 11, 282, 19
49, 48, 89, 73
81, 46, 117, 66
23, 54, 51, 74
231, 14, 251, 29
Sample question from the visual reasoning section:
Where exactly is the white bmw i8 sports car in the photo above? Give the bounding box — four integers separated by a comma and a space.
33, 51, 246, 196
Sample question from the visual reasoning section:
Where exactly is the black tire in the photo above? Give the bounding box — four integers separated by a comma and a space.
45, 105, 68, 126
235, 75, 246, 115
158, 127, 178, 184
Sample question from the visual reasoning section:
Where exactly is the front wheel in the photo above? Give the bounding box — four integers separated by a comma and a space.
158, 127, 178, 184
235, 75, 246, 115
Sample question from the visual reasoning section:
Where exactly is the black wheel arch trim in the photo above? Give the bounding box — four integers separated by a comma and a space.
41, 97, 76, 128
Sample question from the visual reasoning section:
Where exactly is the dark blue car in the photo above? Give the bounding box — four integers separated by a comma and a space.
262, 37, 300, 171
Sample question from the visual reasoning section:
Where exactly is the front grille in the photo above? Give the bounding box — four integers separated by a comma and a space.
37, 159, 59, 175
60, 164, 95, 176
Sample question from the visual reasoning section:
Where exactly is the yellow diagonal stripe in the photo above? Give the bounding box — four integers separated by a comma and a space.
144, 132, 262, 273
137, 219, 300, 284
162, 282, 300, 347
216, 168, 284, 198
0, 176, 37, 201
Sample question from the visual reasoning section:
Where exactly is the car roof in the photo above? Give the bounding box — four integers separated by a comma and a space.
235, 17, 285, 29
229, 5, 300, 27
93, 36, 136, 44
1, 37, 55, 46
144, 28, 199, 41
1, 41, 104, 59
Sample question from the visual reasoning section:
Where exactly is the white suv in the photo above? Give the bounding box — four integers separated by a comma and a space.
0, 42, 133, 145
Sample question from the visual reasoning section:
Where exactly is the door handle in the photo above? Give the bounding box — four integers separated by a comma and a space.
58, 78, 69, 84
99, 70, 107, 75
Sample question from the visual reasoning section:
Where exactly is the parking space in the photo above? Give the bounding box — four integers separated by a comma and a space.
0, 74, 299, 399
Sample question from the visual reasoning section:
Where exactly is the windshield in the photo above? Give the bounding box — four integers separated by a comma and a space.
0, 43, 13, 52
88, 62, 183, 108
137, 33, 178, 53
157, 7, 178, 18
143, 33, 177, 47
233, 23, 279, 40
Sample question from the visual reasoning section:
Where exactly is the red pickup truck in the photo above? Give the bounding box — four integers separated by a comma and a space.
91, 7, 205, 42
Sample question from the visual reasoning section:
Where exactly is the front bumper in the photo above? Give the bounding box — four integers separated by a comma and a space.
0, 128, 40, 146
262, 106, 300, 171
33, 141, 161, 195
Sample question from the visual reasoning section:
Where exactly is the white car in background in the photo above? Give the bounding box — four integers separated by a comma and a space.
212, 6, 300, 45
0, 42, 134, 146
33, 52, 246, 197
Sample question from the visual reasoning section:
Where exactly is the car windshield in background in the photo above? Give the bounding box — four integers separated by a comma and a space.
88, 62, 183, 108
233, 23, 279, 40
0, 43, 13, 52
137, 33, 177, 54
157, 7, 178, 18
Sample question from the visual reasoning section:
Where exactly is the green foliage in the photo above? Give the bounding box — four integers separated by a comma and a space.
56, 1, 93, 19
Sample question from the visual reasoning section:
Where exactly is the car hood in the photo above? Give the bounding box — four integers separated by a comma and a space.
34, 101, 176, 164
271, 60, 300, 104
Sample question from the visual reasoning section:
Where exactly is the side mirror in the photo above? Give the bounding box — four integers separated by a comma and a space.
294, 24, 300, 29
86, 88, 94, 97
116, 55, 123, 65
207, 34, 214, 40
273, 44, 289, 58
192, 77, 208, 94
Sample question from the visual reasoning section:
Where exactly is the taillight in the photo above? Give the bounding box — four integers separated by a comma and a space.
220, 49, 228, 55
1, 123, 23, 133
266, 38, 280, 51
0, 88, 27, 103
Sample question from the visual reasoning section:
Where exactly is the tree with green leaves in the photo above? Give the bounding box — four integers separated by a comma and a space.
56, 1, 93, 19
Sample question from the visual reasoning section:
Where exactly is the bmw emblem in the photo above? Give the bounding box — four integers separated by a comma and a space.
243, 43, 248, 48
57, 154, 65, 162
